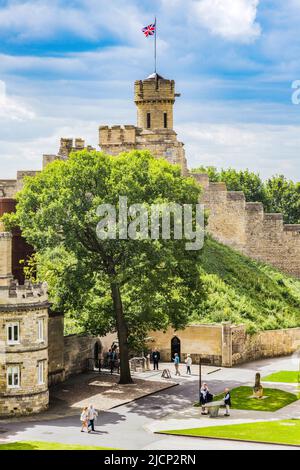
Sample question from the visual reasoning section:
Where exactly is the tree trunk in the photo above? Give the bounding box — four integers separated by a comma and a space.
110, 281, 133, 384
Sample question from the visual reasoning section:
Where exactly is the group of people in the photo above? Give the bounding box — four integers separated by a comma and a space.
152, 349, 232, 416
151, 349, 193, 376
106, 347, 120, 375
200, 383, 231, 416
80, 404, 98, 433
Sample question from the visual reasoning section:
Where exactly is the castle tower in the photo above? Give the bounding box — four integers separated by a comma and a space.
134, 73, 179, 130
99, 73, 188, 175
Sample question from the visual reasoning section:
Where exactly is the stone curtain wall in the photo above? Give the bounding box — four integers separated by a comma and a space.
193, 173, 300, 278
149, 323, 300, 367
48, 313, 65, 386
63, 335, 100, 379
48, 315, 102, 385
149, 325, 223, 366
232, 326, 300, 365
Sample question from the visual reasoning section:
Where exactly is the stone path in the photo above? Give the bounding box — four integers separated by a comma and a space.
0, 356, 299, 449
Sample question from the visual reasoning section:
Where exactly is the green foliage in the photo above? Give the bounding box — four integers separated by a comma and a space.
264, 175, 300, 224
160, 420, 300, 446
263, 371, 300, 384
191, 238, 300, 332
0, 441, 114, 450
212, 386, 298, 411
191, 166, 300, 223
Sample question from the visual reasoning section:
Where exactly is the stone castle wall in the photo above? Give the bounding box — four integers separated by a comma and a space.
148, 324, 223, 366
63, 335, 101, 379
193, 173, 300, 278
148, 323, 300, 367
47, 314, 102, 385
48, 313, 65, 386
231, 325, 300, 365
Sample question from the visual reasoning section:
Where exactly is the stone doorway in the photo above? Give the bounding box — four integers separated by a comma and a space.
171, 336, 181, 361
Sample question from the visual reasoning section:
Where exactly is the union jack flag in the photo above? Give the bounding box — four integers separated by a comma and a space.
142, 23, 156, 37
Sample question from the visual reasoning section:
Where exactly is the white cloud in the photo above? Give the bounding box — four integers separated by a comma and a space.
0, 80, 34, 121
0, 0, 143, 42
192, 0, 261, 43
181, 122, 300, 180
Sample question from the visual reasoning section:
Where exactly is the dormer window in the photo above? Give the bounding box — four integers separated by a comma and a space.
147, 113, 151, 129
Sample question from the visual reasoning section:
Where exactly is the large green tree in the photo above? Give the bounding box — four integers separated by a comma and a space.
4, 150, 203, 384
264, 175, 300, 224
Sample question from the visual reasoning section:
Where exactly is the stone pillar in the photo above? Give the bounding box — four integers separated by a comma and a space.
222, 322, 232, 367
0, 232, 13, 287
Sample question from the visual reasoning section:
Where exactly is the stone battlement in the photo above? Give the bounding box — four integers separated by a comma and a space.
0, 281, 48, 306
195, 173, 300, 277
99, 125, 137, 146
134, 77, 176, 104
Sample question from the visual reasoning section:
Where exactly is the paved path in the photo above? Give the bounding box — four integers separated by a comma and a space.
0, 356, 299, 450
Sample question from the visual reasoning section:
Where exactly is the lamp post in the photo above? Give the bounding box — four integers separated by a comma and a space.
199, 356, 202, 403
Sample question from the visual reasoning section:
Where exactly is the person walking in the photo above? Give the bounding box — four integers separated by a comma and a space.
224, 388, 231, 416
152, 349, 161, 371
110, 349, 116, 375
173, 353, 181, 376
80, 406, 89, 432
185, 354, 192, 375
199, 383, 209, 415
87, 404, 98, 433
106, 349, 112, 370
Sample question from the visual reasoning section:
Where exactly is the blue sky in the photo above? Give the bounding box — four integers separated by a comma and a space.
1, 0, 300, 180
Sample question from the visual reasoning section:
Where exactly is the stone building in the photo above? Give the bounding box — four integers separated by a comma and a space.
0, 217, 49, 417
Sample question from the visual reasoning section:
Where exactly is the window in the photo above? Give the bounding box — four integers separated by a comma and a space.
164, 112, 168, 129
7, 323, 20, 345
7, 366, 20, 388
37, 318, 44, 342
37, 361, 45, 385
147, 113, 151, 129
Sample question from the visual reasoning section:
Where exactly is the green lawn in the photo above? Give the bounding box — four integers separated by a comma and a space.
0, 441, 112, 451
160, 419, 300, 447
195, 386, 298, 411
263, 371, 300, 384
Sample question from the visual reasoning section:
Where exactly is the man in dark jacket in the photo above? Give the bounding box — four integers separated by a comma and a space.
224, 388, 231, 416
152, 349, 161, 370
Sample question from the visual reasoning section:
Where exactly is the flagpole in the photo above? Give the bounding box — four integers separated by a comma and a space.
154, 17, 157, 74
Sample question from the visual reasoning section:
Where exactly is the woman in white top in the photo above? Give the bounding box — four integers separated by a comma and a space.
80, 406, 89, 432
185, 354, 192, 375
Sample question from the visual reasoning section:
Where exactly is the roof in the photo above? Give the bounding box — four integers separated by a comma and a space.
145, 72, 165, 80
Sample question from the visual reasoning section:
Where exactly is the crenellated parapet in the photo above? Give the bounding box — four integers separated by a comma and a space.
99, 125, 137, 149
43, 137, 95, 168
194, 173, 300, 278
0, 281, 48, 308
